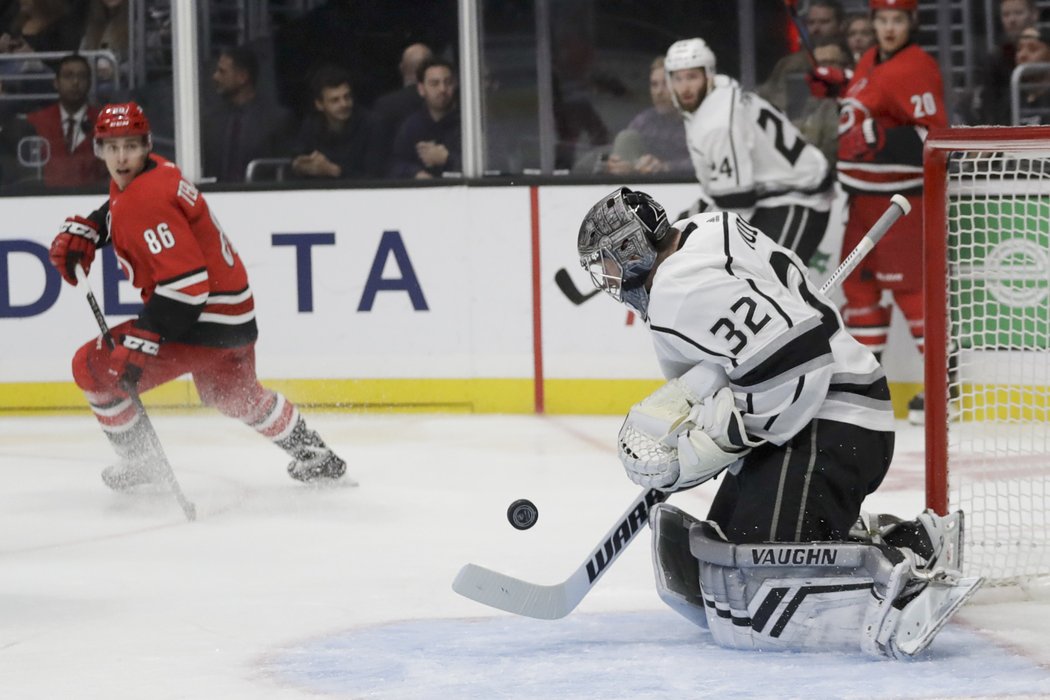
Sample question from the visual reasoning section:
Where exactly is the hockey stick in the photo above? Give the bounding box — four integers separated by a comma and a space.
453, 195, 913, 620
453, 488, 669, 619
783, 0, 818, 68
819, 194, 911, 294
554, 268, 600, 305
74, 266, 197, 522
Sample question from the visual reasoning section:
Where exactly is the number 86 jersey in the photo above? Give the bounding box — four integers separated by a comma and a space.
647, 211, 894, 446
99, 154, 258, 348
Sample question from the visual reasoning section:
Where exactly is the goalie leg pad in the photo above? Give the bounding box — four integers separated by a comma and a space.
651, 503, 708, 629
687, 524, 980, 657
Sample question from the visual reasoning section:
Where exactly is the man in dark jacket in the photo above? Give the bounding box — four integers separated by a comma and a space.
291, 64, 383, 179
389, 57, 460, 178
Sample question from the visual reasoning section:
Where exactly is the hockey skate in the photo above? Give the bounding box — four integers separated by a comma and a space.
917, 509, 965, 573
101, 460, 166, 491
277, 419, 354, 484
907, 392, 925, 425
889, 569, 984, 657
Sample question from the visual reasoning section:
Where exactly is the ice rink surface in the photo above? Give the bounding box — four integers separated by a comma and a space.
2, 412, 1049, 699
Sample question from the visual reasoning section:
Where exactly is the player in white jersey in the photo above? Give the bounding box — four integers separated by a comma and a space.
576, 187, 982, 657
666, 38, 833, 265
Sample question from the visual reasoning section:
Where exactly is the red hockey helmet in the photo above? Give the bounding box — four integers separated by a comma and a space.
94, 102, 151, 149
870, 0, 918, 10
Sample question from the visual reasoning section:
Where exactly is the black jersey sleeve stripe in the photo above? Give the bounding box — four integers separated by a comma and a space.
722, 212, 733, 276
731, 324, 832, 388
734, 315, 821, 378
828, 374, 891, 401
650, 324, 739, 366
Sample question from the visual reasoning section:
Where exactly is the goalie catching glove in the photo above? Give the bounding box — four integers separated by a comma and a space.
619, 374, 761, 491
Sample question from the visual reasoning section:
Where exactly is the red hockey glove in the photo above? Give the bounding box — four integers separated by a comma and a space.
49, 216, 99, 285
108, 329, 161, 389
806, 66, 851, 98
839, 118, 886, 162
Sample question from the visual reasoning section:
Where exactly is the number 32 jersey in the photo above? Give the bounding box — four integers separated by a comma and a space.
90, 154, 258, 347
682, 75, 832, 215
647, 211, 894, 446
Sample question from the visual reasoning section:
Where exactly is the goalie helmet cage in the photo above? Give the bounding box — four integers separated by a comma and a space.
924, 125, 1050, 586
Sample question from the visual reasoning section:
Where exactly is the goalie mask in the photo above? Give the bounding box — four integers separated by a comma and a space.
577, 187, 671, 320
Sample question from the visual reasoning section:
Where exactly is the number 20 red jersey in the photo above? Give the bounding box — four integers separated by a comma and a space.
836, 43, 947, 194
98, 154, 258, 347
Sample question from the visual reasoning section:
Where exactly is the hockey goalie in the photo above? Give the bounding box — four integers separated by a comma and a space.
577, 186, 983, 658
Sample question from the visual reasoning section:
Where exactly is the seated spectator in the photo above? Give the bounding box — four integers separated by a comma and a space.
604, 56, 690, 176
758, 0, 844, 116
972, 0, 1040, 124
845, 12, 875, 64
79, 0, 129, 94
0, 0, 79, 103
289, 64, 383, 180
0, 0, 79, 55
203, 45, 292, 183
796, 37, 851, 166
1012, 25, 1050, 124
372, 42, 432, 160
24, 53, 107, 187
389, 57, 460, 179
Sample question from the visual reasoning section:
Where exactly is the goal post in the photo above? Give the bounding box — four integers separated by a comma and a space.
924, 126, 1050, 585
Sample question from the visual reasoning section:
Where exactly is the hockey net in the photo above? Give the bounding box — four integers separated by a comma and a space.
924, 126, 1050, 586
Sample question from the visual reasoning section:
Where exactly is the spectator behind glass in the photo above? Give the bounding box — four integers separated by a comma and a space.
845, 13, 875, 64
203, 45, 292, 183
795, 37, 852, 166
605, 56, 691, 176
372, 42, 432, 160
0, 0, 79, 55
758, 0, 845, 115
971, 0, 1040, 124
1012, 25, 1050, 124
289, 64, 383, 180
79, 0, 128, 94
25, 53, 107, 187
389, 57, 460, 179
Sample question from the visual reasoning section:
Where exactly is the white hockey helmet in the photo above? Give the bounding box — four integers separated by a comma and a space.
577, 187, 672, 320
665, 38, 717, 109
664, 38, 716, 74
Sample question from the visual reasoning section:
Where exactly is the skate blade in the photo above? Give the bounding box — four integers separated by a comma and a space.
893, 575, 984, 657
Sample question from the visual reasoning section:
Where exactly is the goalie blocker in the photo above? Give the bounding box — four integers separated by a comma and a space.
651, 504, 983, 658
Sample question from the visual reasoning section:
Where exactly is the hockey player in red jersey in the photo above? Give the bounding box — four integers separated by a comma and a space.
48, 102, 352, 489
810, 0, 946, 423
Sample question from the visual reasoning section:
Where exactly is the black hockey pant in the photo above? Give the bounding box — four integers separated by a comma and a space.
706, 418, 894, 543
750, 204, 830, 268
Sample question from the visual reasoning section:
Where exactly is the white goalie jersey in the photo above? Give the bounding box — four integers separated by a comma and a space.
683, 75, 831, 215
647, 211, 894, 446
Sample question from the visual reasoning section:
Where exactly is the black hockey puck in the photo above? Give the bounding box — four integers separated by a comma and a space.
507, 499, 539, 530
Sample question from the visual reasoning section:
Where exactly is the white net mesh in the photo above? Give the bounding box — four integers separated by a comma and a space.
943, 149, 1050, 584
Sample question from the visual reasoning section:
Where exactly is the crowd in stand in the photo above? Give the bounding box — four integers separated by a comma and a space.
0, 0, 1046, 191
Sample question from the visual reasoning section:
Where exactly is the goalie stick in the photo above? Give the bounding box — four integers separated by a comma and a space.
554, 268, 600, 305
453, 194, 912, 619
74, 265, 197, 522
